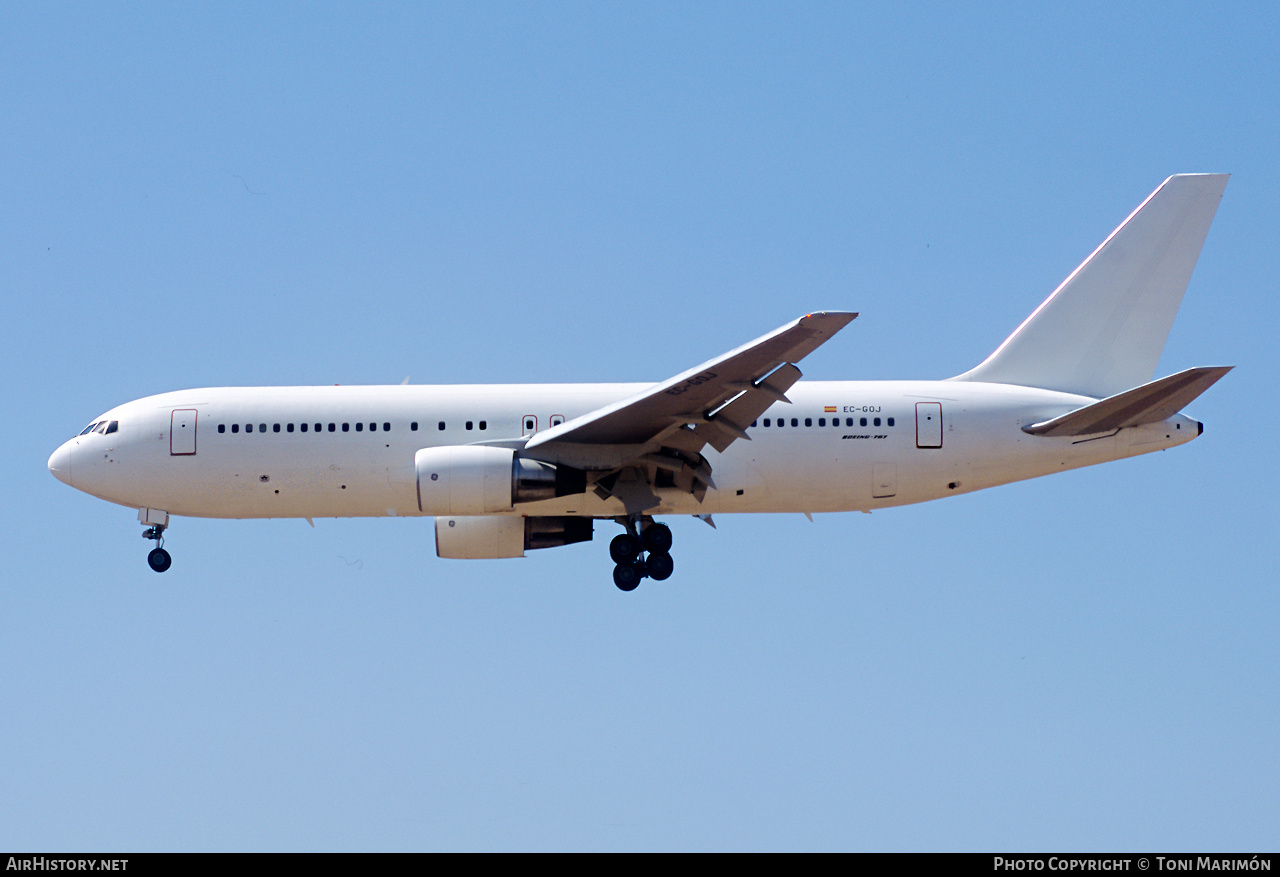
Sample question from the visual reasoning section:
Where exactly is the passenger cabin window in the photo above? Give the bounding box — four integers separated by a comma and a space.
198, 417, 469, 437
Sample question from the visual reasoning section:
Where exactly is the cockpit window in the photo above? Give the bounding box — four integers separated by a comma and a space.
104, 421, 119, 434
79, 421, 101, 436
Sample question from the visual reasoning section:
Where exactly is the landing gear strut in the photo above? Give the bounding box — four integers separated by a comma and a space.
611, 517, 674, 590
142, 524, 171, 573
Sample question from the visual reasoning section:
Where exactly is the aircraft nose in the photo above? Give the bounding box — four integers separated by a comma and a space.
48, 441, 74, 487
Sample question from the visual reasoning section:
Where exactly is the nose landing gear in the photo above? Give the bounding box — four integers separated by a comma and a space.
147, 545, 172, 573
610, 518, 674, 591
139, 508, 172, 573
143, 526, 171, 572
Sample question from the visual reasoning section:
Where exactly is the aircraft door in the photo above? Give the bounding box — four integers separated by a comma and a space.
171, 409, 198, 455
916, 402, 943, 449
872, 463, 897, 498
522, 415, 537, 436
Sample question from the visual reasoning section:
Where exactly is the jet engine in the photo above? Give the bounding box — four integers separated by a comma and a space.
415, 446, 586, 516
435, 515, 593, 559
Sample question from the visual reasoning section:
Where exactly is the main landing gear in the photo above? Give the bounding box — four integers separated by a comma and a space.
610, 518, 674, 591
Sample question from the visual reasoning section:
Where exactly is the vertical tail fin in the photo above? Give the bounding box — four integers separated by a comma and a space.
953, 174, 1228, 398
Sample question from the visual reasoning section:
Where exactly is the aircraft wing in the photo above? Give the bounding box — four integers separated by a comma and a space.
523, 312, 856, 481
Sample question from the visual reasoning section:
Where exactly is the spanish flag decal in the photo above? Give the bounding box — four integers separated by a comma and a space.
824, 406, 837, 413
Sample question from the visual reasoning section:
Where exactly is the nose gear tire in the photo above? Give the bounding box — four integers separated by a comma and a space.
147, 547, 172, 573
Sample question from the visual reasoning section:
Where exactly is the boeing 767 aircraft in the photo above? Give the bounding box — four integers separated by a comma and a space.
49, 174, 1232, 590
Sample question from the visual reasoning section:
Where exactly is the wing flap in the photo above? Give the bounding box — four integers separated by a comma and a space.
1023, 366, 1232, 437
695, 363, 803, 453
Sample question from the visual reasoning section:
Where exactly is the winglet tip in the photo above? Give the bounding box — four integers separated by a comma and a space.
801, 310, 859, 322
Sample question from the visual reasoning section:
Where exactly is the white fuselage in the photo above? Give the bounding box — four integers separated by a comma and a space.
47, 380, 1200, 522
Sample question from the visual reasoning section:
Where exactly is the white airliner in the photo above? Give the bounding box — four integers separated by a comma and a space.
49, 174, 1232, 590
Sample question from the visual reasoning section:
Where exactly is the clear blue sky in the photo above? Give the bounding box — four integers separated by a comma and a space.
3, 2, 1277, 851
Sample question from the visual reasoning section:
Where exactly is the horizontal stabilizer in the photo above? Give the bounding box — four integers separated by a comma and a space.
1023, 366, 1232, 437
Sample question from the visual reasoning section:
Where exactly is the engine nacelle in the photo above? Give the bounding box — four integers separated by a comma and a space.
435, 515, 593, 559
415, 446, 587, 515
416, 446, 514, 515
